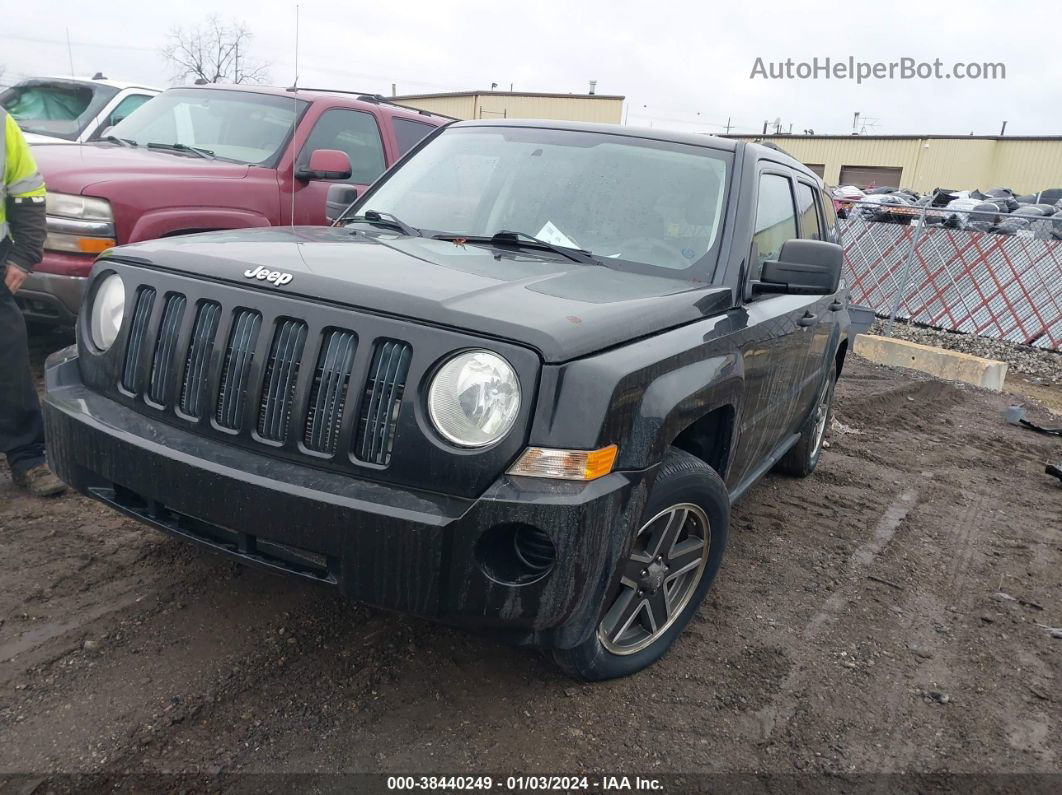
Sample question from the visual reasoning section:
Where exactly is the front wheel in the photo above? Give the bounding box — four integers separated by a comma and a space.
552, 449, 729, 681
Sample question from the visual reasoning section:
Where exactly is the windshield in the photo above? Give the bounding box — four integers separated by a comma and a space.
361, 126, 732, 275
0, 80, 118, 140
109, 88, 306, 166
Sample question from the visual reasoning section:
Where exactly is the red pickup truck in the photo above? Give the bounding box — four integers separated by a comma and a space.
22, 84, 449, 324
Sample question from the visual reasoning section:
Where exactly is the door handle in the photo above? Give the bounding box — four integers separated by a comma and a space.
798, 311, 817, 327
829, 300, 844, 312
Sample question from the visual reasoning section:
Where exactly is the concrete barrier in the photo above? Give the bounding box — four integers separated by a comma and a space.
853, 334, 1009, 391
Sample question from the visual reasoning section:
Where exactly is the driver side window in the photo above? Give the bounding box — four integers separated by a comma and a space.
751, 173, 798, 279
300, 108, 386, 185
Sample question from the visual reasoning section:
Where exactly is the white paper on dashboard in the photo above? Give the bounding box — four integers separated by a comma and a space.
535, 220, 580, 249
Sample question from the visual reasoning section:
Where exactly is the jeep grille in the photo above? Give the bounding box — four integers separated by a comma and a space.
116, 292, 412, 470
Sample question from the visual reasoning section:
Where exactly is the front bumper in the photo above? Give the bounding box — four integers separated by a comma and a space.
43, 349, 654, 648
16, 252, 93, 324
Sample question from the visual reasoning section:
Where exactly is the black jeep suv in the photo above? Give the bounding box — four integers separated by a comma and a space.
44, 120, 853, 680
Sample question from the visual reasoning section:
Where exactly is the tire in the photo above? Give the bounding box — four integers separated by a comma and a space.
552, 449, 729, 681
776, 360, 837, 477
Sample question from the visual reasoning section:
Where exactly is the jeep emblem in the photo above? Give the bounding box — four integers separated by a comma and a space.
244, 265, 293, 286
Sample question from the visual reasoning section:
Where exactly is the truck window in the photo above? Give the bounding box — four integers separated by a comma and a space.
301, 109, 387, 184
0, 79, 118, 140
795, 182, 824, 239
110, 88, 305, 166
104, 93, 153, 130
393, 118, 436, 156
752, 173, 798, 276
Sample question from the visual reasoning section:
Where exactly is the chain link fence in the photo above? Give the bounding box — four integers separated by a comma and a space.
839, 200, 1062, 351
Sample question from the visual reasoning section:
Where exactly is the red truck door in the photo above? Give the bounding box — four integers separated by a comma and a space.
278, 105, 392, 225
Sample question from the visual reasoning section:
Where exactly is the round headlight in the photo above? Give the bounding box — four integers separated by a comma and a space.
90, 273, 125, 351
428, 351, 521, 448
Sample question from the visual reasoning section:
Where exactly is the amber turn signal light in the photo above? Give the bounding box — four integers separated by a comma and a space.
78, 237, 116, 253
507, 444, 618, 481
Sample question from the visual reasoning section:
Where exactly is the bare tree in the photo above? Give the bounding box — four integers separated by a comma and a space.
161, 16, 269, 85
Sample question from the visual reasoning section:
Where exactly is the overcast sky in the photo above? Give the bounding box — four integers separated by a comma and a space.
4, 1, 1061, 136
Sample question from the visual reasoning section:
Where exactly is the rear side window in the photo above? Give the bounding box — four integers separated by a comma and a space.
1, 81, 118, 140
393, 118, 436, 156
752, 173, 798, 275
820, 188, 839, 239
301, 108, 386, 184
103, 93, 153, 131
795, 182, 823, 239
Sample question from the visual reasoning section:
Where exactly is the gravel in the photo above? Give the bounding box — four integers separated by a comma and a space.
869, 318, 1062, 384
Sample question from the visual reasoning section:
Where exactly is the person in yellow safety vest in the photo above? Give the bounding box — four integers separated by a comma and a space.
1, 108, 65, 497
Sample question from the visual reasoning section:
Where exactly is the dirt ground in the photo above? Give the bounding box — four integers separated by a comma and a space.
1, 329, 1060, 788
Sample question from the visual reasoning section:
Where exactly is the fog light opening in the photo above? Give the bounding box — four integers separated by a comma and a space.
476, 523, 556, 586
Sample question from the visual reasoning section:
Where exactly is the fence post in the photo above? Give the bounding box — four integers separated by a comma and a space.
886, 204, 929, 336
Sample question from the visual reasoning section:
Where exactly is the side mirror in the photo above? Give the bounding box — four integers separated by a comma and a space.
754, 239, 843, 296
296, 149, 352, 182
326, 184, 359, 225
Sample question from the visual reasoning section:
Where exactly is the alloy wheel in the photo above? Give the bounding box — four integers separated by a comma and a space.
598, 503, 711, 655
810, 378, 832, 459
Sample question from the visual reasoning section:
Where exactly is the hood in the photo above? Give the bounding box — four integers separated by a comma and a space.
32, 142, 251, 194
104, 227, 733, 363
24, 132, 75, 145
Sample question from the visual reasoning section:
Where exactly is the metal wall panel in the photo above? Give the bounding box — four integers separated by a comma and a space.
394, 94, 623, 123
731, 135, 1062, 193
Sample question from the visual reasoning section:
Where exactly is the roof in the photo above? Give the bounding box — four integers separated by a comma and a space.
33, 75, 160, 91
448, 118, 738, 150
724, 133, 1062, 142
166, 84, 455, 120
442, 121, 824, 177
392, 90, 625, 101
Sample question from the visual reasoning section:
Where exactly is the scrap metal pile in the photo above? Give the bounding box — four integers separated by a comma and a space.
833, 185, 1062, 239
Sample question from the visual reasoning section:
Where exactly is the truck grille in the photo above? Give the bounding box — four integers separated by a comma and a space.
118, 295, 412, 469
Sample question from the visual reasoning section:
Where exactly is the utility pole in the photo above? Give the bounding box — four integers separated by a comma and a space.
724, 117, 732, 134
999, 120, 1008, 136
65, 28, 75, 76
762, 120, 768, 135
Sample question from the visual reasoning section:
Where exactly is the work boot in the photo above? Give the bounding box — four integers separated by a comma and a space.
11, 464, 67, 498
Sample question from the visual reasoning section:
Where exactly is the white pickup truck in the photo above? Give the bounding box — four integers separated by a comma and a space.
0, 75, 160, 144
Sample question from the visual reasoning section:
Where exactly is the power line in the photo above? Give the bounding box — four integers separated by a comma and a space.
3, 32, 158, 53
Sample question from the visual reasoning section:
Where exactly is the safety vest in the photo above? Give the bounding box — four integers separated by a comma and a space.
1, 107, 47, 244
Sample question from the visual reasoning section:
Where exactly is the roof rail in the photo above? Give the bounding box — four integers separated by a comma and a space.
284, 86, 458, 121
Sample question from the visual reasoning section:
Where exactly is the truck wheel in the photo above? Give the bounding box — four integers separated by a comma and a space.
776, 361, 837, 478
552, 449, 729, 681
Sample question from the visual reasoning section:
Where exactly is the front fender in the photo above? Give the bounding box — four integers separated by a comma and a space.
527, 314, 744, 472
128, 207, 272, 242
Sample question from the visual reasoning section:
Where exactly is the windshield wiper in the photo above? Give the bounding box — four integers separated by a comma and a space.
146, 142, 215, 160
102, 134, 137, 148
347, 209, 422, 237
434, 229, 599, 265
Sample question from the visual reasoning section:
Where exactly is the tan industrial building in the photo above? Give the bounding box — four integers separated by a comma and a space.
392, 90, 624, 124
725, 134, 1062, 193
